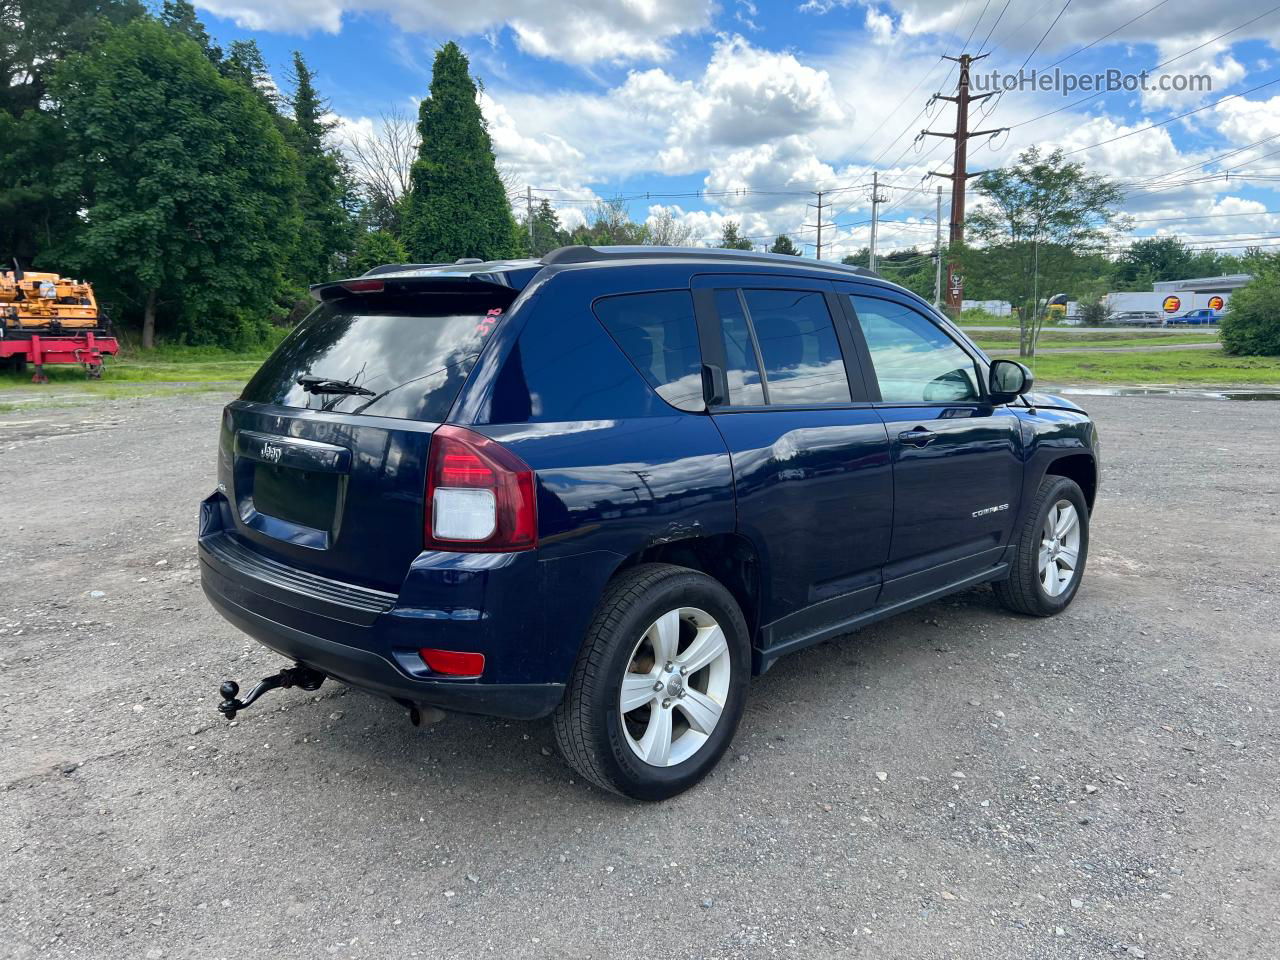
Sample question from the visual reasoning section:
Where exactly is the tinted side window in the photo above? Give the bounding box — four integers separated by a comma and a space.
714, 289, 766, 406
741, 289, 850, 404
593, 291, 704, 411
850, 296, 980, 403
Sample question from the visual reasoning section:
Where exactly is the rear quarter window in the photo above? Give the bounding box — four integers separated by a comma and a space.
241, 292, 509, 422
592, 290, 704, 412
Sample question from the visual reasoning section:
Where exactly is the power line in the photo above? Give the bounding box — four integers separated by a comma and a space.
1045, 0, 1172, 69
1010, 7, 1280, 133
1060, 76, 1280, 158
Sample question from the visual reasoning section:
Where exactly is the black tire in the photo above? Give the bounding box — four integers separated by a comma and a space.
552, 563, 750, 801
995, 475, 1090, 616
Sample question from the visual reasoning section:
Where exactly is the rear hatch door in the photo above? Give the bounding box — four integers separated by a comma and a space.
218, 278, 521, 591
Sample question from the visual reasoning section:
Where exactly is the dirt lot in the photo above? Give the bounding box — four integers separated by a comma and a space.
2, 391, 1277, 959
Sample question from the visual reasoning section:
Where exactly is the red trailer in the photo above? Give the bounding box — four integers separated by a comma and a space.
0, 331, 120, 383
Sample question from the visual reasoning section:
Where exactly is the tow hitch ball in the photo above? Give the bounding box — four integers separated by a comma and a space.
217, 665, 325, 719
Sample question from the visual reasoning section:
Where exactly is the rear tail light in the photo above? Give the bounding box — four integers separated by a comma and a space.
424, 425, 537, 552
419, 648, 485, 677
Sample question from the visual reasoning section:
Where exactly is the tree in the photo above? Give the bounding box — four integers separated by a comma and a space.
350, 229, 408, 276
221, 39, 278, 110
401, 42, 515, 262
158, 0, 219, 63
0, 0, 144, 260
344, 106, 418, 236
516, 198, 567, 257
1220, 258, 1280, 356
844, 245, 937, 300
718, 221, 753, 250
51, 19, 304, 347
285, 51, 354, 284
1, 0, 144, 115
963, 147, 1126, 356
769, 233, 800, 255
1114, 237, 1195, 286
575, 198, 647, 245
646, 207, 694, 246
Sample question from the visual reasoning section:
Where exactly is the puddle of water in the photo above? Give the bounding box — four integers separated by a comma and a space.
1057, 386, 1280, 401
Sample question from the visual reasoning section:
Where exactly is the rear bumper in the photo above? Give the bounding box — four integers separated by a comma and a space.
198, 496, 564, 720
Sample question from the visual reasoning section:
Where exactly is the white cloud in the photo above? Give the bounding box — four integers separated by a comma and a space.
1142, 38, 1247, 111
865, 6, 895, 44
193, 0, 713, 64
877, 0, 1280, 56
1214, 93, 1280, 143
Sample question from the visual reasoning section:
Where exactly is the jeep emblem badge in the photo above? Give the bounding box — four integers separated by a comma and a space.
262, 442, 283, 464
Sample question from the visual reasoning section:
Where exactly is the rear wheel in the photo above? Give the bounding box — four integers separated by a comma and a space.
995, 475, 1090, 616
553, 563, 750, 800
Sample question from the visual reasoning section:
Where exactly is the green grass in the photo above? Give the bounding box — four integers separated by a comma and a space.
1027, 349, 1280, 386
974, 331, 1220, 350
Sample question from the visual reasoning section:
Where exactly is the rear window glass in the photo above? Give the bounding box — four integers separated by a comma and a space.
241, 293, 509, 422
593, 291, 704, 411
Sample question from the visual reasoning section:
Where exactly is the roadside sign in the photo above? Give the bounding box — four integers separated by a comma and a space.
1207, 296, 1224, 311
1162, 295, 1181, 313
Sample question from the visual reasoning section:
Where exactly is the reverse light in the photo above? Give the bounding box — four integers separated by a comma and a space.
419, 648, 485, 677
425, 425, 537, 552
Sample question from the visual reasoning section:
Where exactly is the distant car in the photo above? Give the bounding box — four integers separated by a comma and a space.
1106, 311, 1161, 327
1165, 309, 1218, 326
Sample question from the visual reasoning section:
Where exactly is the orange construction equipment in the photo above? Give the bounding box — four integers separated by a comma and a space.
0, 262, 118, 382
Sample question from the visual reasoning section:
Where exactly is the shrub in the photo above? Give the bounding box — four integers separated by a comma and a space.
1221, 269, 1280, 357
1077, 299, 1111, 326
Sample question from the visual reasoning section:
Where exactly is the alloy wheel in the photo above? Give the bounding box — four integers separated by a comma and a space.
1039, 500, 1082, 598
618, 606, 732, 767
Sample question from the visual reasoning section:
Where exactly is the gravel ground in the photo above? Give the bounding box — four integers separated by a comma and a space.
2, 392, 1277, 960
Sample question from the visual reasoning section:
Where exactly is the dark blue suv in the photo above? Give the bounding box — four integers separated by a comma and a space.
199, 246, 1099, 800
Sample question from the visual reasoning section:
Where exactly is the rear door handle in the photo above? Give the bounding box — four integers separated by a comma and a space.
898, 428, 937, 447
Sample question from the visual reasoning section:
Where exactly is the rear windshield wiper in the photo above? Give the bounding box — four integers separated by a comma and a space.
296, 374, 376, 398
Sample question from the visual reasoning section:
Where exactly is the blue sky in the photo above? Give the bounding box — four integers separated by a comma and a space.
190, 0, 1280, 258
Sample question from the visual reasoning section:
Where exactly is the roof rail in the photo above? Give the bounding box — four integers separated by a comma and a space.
539, 244, 880, 278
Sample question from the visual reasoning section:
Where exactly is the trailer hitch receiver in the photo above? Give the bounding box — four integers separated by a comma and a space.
217, 665, 326, 719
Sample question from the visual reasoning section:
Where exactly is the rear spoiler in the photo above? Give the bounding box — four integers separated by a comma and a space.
309, 272, 519, 302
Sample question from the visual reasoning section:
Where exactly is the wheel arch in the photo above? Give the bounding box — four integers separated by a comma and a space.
611, 533, 762, 647
1044, 453, 1097, 511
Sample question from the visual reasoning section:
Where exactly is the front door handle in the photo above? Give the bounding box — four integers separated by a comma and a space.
898, 428, 937, 447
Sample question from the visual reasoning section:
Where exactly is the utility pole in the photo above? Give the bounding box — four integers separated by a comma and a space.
868, 172, 890, 272
921, 52, 1007, 313
933, 185, 943, 309
806, 190, 830, 259
525, 186, 535, 252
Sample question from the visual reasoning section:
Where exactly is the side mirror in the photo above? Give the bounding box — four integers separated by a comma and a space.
988, 359, 1034, 404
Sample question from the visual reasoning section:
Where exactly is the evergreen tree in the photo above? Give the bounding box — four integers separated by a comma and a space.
51, 19, 304, 347
769, 234, 800, 255
718, 221, 753, 250
221, 39, 278, 111
401, 42, 516, 262
159, 0, 220, 63
516, 198, 566, 257
285, 51, 355, 283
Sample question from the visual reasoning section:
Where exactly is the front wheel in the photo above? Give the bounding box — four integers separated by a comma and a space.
994, 475, 1090, 616
553, 563, 750, 800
